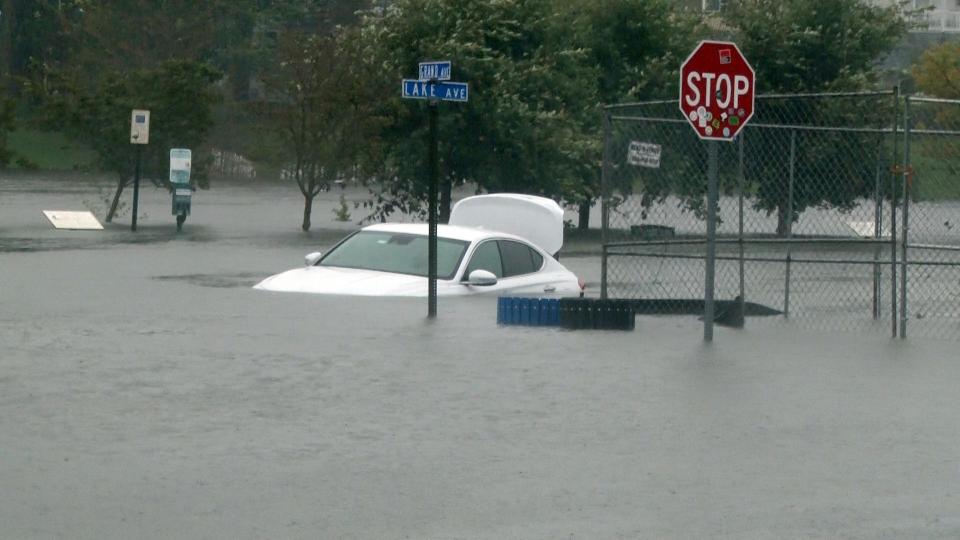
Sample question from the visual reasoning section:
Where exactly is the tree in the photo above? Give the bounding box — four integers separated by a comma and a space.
54, 61, 222, 221
17, 1, 228, 221
257, 28, 385, 230
912, 41, 960, 99
726, 0, 909, 93
2, 0, 88, 99
357, 0, 701, 226
563, 0, 702, 228
358, 0, 598, 223
227, 0, 370, 100
0, 98, 16, 166
910, 41, 960, 197
723, 0, 911, 235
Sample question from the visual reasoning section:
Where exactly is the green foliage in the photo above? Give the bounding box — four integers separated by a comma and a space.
564, 0, 703, 103
721, 0, 910, 234
64, 1, 222, 77
57, 60, 222, 185
220, 0, 369, 100
6, 128, 96, 170
359, 0, 593, 220
333, 192, 352, 222
910, 45, 960, 200
561, 0, 703, 223
912, 41, 960, 99
724, 0, 910, 93
352, 0, 702, 222
0, 0, 83, 96
255, 27, 385, 230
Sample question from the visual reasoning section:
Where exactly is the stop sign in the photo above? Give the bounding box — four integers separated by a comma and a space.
679, 40, 755, 141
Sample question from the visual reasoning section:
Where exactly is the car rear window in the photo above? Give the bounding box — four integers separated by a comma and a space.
499, 240, 543, 277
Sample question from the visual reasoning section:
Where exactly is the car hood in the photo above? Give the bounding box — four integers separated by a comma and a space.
254, 266, 435, 296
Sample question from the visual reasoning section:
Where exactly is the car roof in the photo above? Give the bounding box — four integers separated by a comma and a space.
361, 222, 537, 246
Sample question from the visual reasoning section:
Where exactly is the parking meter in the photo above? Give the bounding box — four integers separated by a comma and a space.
169, 149, 192, 231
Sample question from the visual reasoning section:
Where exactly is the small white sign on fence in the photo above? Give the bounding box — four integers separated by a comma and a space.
627, 141, 662, 168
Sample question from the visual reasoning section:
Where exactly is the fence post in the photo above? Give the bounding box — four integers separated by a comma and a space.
600, 109, 611, 300
872, 139, 883, 320
784, 129, 796, 318
890, 87, 900, 338
704, 140, 719, 342
900, 95, 911, 339
738, 131, 746, 318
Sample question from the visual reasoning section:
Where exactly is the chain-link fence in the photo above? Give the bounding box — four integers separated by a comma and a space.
901, 97, 960, 339
601, 92, 960, 340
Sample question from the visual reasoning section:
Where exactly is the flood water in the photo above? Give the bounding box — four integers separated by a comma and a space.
2, 174, 959, 538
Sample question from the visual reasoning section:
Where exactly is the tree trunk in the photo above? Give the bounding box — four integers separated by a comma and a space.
0, 0, 16, 94
302, 193, 313, 231
105, 178, 126, 223
578, 200, 591, 230
440, 176, 452, 223
776, 201, 791, 237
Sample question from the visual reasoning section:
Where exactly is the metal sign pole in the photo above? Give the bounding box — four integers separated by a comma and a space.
600, 110, 612, 300
900, 95, 911, 339
427, 98, 439, 318
738, 132, 745, 317
129, 109, 149, 232
131, 145, 141, 232
704, 140, 719, 342
401, 61, 467, 319
784, 129, 796, 318
890, 86, 900, 338
678, 41, 755, 342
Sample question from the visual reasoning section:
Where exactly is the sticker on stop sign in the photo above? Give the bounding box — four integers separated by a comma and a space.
679, 41, 755, 141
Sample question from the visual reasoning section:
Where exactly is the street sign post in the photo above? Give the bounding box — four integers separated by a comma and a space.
129, 109, 150, 231
678, 40, 755, 342
402, 60, 468, 319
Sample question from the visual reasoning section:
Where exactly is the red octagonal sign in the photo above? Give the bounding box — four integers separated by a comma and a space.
679, 40, 755, 141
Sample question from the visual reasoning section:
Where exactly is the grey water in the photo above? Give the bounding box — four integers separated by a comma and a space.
2, 174, 958, 539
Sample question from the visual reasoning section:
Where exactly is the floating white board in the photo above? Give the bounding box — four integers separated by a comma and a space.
42, 210, 104, 230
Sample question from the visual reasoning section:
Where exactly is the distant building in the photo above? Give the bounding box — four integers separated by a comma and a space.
695, 0, 960, 31
865, 0, 960, 84
700, 0, 727, 12
914, 0, 960, 33
683, 0, 959, 82
870, 0, 960, 33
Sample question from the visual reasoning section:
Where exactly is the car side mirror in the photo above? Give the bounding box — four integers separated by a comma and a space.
304, 251, 322, 266
466, 269, 497, 286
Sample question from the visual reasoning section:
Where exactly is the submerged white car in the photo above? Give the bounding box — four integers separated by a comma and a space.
254, 194, 583, 297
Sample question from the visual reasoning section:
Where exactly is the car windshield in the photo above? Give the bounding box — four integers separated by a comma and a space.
319, 231, 468, 280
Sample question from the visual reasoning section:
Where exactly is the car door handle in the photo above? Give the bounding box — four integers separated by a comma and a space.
543, 285, 556, 292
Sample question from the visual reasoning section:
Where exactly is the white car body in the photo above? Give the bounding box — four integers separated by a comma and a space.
254, 194, 582, 297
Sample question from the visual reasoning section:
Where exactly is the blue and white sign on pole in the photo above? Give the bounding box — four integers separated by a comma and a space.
401, 60, 468, 320
402, 79, 469, 102
418, 60, 451, 81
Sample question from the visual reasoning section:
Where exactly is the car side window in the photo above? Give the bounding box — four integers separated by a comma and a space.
464, 241, 503, 278
530, 248, 543, 271
499, 240, 542, 277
